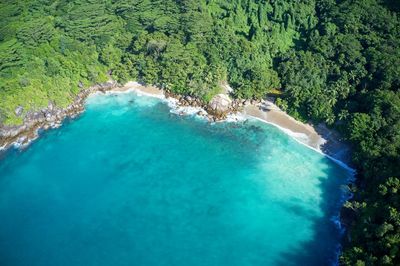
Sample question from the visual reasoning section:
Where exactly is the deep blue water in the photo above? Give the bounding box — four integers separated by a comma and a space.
0, 92, 352, 266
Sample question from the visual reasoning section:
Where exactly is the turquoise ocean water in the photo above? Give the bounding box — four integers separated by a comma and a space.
0, 92, 352, 265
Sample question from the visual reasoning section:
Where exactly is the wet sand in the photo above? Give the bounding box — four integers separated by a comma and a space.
113, 81, 164, 97
243, 102, 325, 150
113, 81, 351, 164
243, 102, 352, 165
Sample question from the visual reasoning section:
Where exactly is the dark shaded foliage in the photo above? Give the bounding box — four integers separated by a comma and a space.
0, 0, 399, 264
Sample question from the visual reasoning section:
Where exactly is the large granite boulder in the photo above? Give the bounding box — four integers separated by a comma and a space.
208, 94, 232, 115
15, 106, 23, 117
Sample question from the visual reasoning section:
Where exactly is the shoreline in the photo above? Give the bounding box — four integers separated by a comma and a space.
111, 82, 354, 170
0, 80, 353, 170
104, 83, 357, 265
0, 81, 119, 151
243, 103, 323, 150
113, 83, 355, 266
0, 80, 355, 265
242, 102, 354, 170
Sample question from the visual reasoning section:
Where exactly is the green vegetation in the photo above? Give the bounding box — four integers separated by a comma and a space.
0, 0, 399, 264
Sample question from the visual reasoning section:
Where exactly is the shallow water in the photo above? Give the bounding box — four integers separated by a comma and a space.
0, 92, 352, 266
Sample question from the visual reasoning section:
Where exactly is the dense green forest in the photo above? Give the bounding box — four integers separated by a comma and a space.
0, 0, 399, 264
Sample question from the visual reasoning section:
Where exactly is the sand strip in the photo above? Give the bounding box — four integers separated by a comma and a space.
243, 103, 325, 150
243, 102, 353, 168
111, 81, 352, 166
112, 81, 164, 97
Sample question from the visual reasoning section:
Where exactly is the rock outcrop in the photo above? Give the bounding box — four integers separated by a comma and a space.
0, 81, 118, 151
208, 94, 232, 116
1, 82, 244, 151
14, 106, 23, 117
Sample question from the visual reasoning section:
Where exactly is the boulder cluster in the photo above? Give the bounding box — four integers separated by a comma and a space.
0, 82, 264, 151
0, 81, 118, 150
165, 90, 236, 121
165, 89, 264, 121
207, 94, 232, 116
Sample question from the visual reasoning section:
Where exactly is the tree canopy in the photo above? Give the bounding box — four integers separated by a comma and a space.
0, 0, 399, 264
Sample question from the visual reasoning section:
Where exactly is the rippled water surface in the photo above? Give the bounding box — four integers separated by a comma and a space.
0, 92, 352, 265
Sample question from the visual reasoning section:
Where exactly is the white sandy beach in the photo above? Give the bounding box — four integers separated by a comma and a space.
112, 81, 354, 170
242, 102, 326, 150
114, 81, 327, 151
114, 81, 164, 97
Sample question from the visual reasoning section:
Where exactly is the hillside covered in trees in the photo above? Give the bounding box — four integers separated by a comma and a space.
0, 0, 399, 265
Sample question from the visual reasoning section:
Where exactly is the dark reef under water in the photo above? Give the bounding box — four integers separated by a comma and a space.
0, 92, 353, 266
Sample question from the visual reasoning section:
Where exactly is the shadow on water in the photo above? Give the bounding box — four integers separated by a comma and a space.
0, 97, 353, 266
199, 119, 352, 265
275, 157, 351, 266
204, 119, 352, 266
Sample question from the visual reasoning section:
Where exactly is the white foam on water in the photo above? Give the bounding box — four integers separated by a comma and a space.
107, 85, 342, 166
247, 115, 313, 146
66, 88, 358, 176
0, 143, 7, 151
87, 89, 162, 109
165, 97, 178, 107
245, 107, 357, 263
224, 113, 247, 123
326, 155, 356, 174
246, 114, 356, 173
12, 142, 21, 149
5, 87, 356, 265
170, 106, 205, 116
166, 98, 208, 119
113, 88, 166, 100
107, 83, 356, 174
